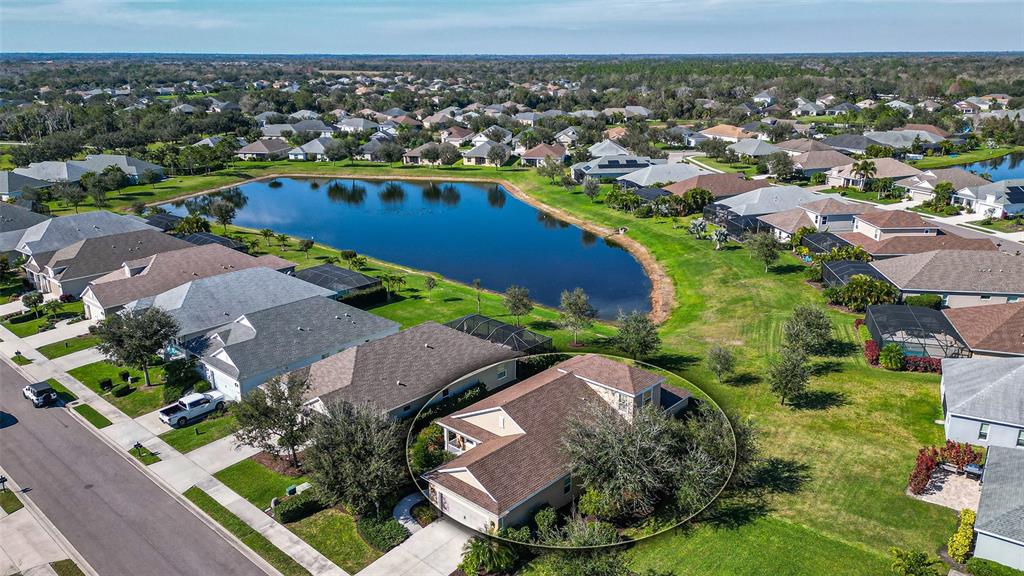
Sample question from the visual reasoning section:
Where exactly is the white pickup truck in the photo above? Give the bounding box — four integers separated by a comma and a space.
159, 391, 226, 427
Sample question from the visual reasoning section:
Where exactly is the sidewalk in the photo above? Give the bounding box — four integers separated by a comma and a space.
357, 517, 471, 576
22, 317, 97, 349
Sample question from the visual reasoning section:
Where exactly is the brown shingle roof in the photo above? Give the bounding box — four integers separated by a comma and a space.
894, 168, 991, 192
799, 198, 874, 216
871, 250, 1024, 293
838, 232, 997, 257
699, 124, 754, 139
855, 210, 931, 229
776, 138, 837, 153
663, 173, 764, 199
44, 229, 191, 284
521, 143, 566, 160
830, 158, 921, 180
757, 208, 815, 235
944, 302, 1024, 356
899, 124, 951, 138
792, 150, 854, 171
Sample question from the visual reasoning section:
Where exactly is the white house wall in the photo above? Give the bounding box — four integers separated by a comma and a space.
974, 532, 1024, 571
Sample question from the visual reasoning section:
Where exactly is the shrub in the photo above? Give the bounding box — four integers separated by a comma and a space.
58, 293, 77, 303
416, 382, 486, 425
948, 508, 976, 564
162, 383, 186, 404
853, 318, 864, 329
356, 515, 409, 552
879, 343, 905, 370
274, 490, 324, 524
499, 525, 532, 543
193, 380, 212, 393
578, 487, 616, 520
858, 324, 872, 343
533, 506, 558, 539
966, 558, 1024, 576
99, 378, 114, 391
111, 384, 132, 398
409, 424, 447, 474
904, 294, 943, 309
119, 370, 131, 382
809, 172, 827, 185
940, 440, 981, 472
908, 446, 939, 495
905, 356, 942, 373
864, 339, 880, 365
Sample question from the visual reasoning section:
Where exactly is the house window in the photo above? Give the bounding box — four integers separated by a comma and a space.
980, 295, 991, 301
496, 367, 507, 380
442, 388, 450, 398
1017, 430, 1024, 448
403, 405, 411, 413
563, 476, 572, 494
618, 393, 630, 412
979, 423, 990, 440
642, 389, 653, 407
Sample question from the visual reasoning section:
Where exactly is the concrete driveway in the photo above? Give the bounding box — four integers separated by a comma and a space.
357, 518, 472, 576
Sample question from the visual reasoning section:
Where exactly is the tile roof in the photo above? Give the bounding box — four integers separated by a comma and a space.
871, 250, 1024, 294
943, 302, 1024, 356
976, 446, 1024, 543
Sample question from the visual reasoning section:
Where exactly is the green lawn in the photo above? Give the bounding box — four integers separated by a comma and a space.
826, 186, 905, 205
0, 490, 24, 514
967, 217, 1024, 233
49, 560, 86, 576
129, 445, 161, 465
10, 354, 32, 365
214, 459, 306, 510
159, 412, 237, 453
288, 509, 381, 574
184, 487, 311, 576
46, 378, 77, 403
73, 404, 112, 428
910, 145, 1024, 170
37, 335, 100, 359
691, 156, 758, 176
1, 301, 85, 338
68, 361, 167, 418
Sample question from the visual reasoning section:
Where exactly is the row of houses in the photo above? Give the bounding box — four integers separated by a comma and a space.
0, 154, 165, 200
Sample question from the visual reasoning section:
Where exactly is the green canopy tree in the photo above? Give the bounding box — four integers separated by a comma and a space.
235, 376, 311, 468
94, 307, 179, 387
559, 287, 597, 346
503, 285, 533, 327
614, 311, 661, 360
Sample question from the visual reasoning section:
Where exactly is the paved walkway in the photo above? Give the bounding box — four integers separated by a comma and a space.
0, 507, 66, 576
22, 317, 97, 349
357, 518, 471, 576
392, 492, 426, 535
188, 433, 261, 475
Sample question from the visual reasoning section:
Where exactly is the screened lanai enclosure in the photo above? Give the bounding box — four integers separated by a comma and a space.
444, 314, 553, 354
822, 260, 892, 288
864, 305, 970, 359
802, 232, 852, 255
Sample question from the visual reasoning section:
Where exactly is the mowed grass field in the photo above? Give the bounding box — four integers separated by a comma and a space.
78, 160, 953, 574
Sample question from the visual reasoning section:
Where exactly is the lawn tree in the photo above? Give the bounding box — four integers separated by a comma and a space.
765, 152, 795, 180
559, 287, 597, 346
931, 181, 954, 206
438, 143, 461, 166
323, 138, 350, 163
705, 344, 735, 383
209, 199, 237, 233
852, 159, 877, 192
235, 376, 311, 468
275, 233, 290, 248
80, 173, 108, 207
22, 290, 43, 318
246, 238, 260, 254
420, 143, 441, 165
538, 156, 565, 183
53, 182, 86, 213
583, 177, 600, 201
472, 278, 482, 313
94, 307, 179, 387
174, 214, 211, 234
688, 218, 707, 240
41, 299, 63, 319
782, 305, 833, 355
350, 255, 367, 269
259, 228, 274, 246
561, 174, 577, 192
424, 275, 437, 299
713, 228, 729, 250
298, 238, 314, 259
487, 145, 509, 169
99, 165, 130, 195
747, 231, 780, 273
504, 285, 533, 326
682, 188, 713, 215
888, 548, 941, 576
304, 400, 404, 517
378, 142, 405, 165
615, 311, 661, 360
767, 346, 809, 406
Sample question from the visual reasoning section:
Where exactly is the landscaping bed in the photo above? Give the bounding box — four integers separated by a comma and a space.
1, 300, 85, 338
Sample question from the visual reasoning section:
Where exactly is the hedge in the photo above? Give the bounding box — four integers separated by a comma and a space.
948, 508, 976, 563
858, 324, 871, 343
905, 356, 942, 373
904, 294, 943, 310
356, 516, 409, 552
966, 558, 1024, 576
274, 490, 325, 524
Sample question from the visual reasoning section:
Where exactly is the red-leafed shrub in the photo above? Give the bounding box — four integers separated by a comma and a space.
908, 446, 939, 495
940, 440, 981, 472
864, 339, 880, 365
905, 356, 942, 373
854, 318, 864, 329
59, 293, 78, 303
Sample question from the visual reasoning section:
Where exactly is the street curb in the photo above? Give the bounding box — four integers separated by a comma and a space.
0, 464, 99, 576
2, 356, 283, 576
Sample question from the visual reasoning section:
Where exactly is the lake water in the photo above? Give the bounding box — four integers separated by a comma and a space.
960, 152, 1024, 181
162, 178, 651, 319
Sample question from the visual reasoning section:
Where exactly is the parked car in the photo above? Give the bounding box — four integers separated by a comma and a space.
158, 391, 226, 427
23, 382, 58, 408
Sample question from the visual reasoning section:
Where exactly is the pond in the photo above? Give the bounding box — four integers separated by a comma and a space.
960, 152, 1024, 181
162, 177, 651, 319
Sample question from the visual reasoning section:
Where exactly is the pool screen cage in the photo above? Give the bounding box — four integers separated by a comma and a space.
444, 314, 553, 354
821, 260, 891, 288
864, 305, 970, 359
802, 232, 852, 255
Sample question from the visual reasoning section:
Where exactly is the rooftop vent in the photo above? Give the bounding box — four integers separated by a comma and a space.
397, 380, 405, 387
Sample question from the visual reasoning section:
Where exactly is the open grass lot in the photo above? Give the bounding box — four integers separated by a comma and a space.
159, 412, 237, 453
184, 487, 311, 576
73, 404, 112, 428
288, 509, 381, 574
1, 301, 85, 338
68, 361, 167, 418
968, 217, 1024, 233
98, 160, 955, 574
910, 145, 1024, 170
37, 335, 100, 359
214, 458, 306, 510
0, 489, 24, 514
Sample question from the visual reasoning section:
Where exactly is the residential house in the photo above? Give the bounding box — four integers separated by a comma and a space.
520, 144, 567, 167
297, 321, 521, 420
603, 126, 628, 141
553, 127, 580, 148
753, 90, 775, 106
776, 138, 837, 156
170, 103, 196, 115
821, 134, 884, 155
616, 162, 710, 189
954, 180, 1024, 219
826, 103, 860, 116
403, 143, 444, 166
463, 141, 512, 167
14, 155, 164, 185
624, 105, 652, 118
570, 155, 663, 181
81, 244, 294, 320
856, 99, 878, 109
863, 129, 945, 150
25, 229, 191, 297
894, 168, 991, 203
0, 170, 49, 201
422, 113, 454, 129
588, 139, 630, 158
0, 203, 50, 259
709, 185, 823, 229
471, 126, 513, 146
834, 210, 997, 258
192, 296, 398, 400
726, 138, 781, 158
756, 197, 874, 241
289, 109, 321, 121
425, 354, 690, 532
885, 100, 915, 116
940, 358, 1024, 449
943, 302, 1024, 358
441, 126, 476, 146
699, 124, 756, 143
263, 120, 335, 139
793, 150, 855, 175
917, 100, 943, 113
973, 446, 1024, 571
871, 250, 1024, 307
337, 117, 380, 133
899, 124, 951, 139
287, 137, 335, 161
663, 173, 765, 200
664, 126, 708, 148
235, 139, 291, 161
355, 138, 392, 162
14, 211, 155, 261
826, 158, 921, 189
791, 102, 825, 117
955, 100, 982, 115
193, 136, 246, 149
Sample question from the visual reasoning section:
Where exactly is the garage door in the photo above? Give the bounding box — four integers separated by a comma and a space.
438, 491, 491, 532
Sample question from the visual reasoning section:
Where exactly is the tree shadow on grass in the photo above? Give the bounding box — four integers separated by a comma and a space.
742, 457, 812, 496
770, 263, 805, 275
649, 351, 701, 372
819, 339, 859, 358
726, 372, 761, 387
527, 320, 558, 332
808, 360, 843, 377
701, 497, 772, 530
790, 389, 847, 411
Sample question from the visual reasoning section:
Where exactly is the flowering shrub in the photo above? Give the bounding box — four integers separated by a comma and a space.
864, 339, 880, 365
59, 293, 78, 303
940, 440, 981, 472
908, 446, 939, 495
854, 318, 864, 330
905, 356, 942, 373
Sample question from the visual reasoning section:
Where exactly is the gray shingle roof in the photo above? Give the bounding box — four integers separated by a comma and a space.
616, 162, 710, 187
940, 357, 1024, 425
0, 171, 49, 196
977, 446, 1024, 543
871, 250, 1024, 295
15, 211, 156, 256
717, 186, 823, 217
39, 229, 191, 284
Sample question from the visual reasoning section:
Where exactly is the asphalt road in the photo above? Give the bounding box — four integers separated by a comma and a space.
0, 361, 266, 576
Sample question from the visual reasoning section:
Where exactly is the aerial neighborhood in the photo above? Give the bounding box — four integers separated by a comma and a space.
1, 52, 1023, 576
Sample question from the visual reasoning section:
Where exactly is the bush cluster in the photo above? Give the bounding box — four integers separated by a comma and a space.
905, 356, 942, 373
966, 558, 1024, 576
408, 424, 449, 475
904, 294, 943, 309
356, 516, 409, 552
864, 339, 880, 365
908, 446, 939, 495
274, 490, 324, 523
111, 384, 132, 397
879, 343, 906, 370
415, 382, 486, 425
948, 508, 976, 564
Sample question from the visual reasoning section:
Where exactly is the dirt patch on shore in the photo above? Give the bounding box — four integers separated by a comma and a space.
151, 172, 676, 324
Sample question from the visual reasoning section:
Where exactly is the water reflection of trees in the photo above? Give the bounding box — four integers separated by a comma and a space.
379, 182, 406, 204
581, 229, 598, 246
326, 181, 367, 206
423, 183, 460, 206
536, 211, 569, 229
178, 186, 249, 216
487, 185, 506, 209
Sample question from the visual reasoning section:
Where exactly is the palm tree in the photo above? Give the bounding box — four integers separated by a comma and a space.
851, 160, 877, 192
41, 299, 64, 319
275, 233, 290, 248
459, 536, 516, 576
260, 228, 274, 246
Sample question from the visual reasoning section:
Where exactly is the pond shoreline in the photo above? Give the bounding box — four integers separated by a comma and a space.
152, 172, 674, 324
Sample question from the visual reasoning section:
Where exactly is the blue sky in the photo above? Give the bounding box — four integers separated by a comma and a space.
2, 0, 1022, 54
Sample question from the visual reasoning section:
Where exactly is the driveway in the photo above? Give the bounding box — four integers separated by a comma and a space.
0, 360, 267, 576
357, 518, 471, 576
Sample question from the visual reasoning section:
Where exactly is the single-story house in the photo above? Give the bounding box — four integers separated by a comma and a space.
0, 203, 50, 260
463, 141, 512, 167
297, 321, 522, 420
943, 302, 1024, 358
871, 250, 1024, 307
791, 102, 825, 116
885, 100, 915, 116
826, 102, 860, 116
471, 126, 513, 146
776, 138, 837, 156
521, 144, 567, 167
24, 229, 191, 297
820, 134, 885, 155
421, 113, 454, 129
14, 155, 164, 185
940, 357, 1024, 449
894, 168, 991, 203
337, 117, 380, 133
838, 231, 998, 259
973, 446, 1024, 571
727, 138, 781, 158
262, 120, 335, 139
192, 296, 399, 400
954, 179, 1024, 219
441, 126, 475, 146
288, 137, 335, 161
709, 186, 823, 230
14, 210, 156, 260
827, 158, 922, 189
236, 139, 291, 161
757, 197, 873, 240
403, 143, 443, 166
699, 124, 756, 143
292, 263, 382, 300
588, 139, 630, 158
616, 162, 710, 189
570, 155, 663, 182
664, 173, 765, 200
425, 354, 690, 532
553, 127, 580, 148
664, 126, 708, 148
792, 150, 855, 175
82, 244, 294, 320
0, 171, 49, 201
863, 129, 945, 150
